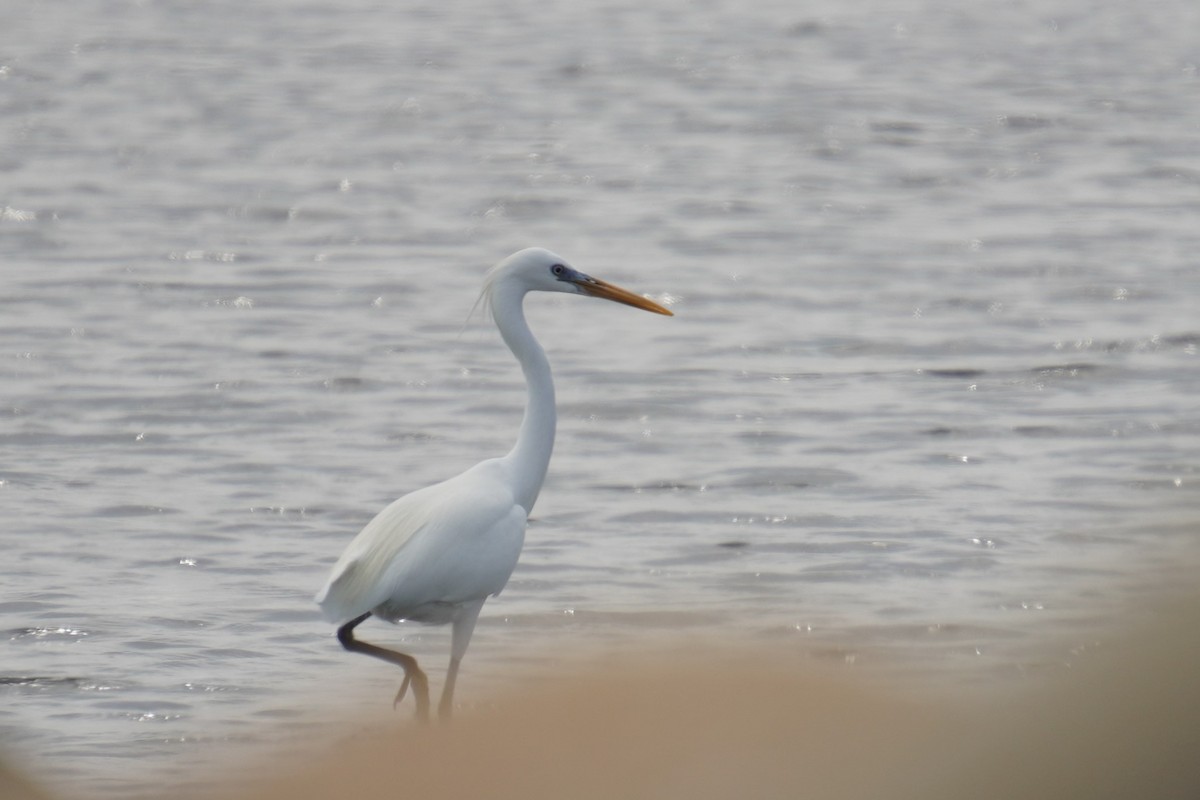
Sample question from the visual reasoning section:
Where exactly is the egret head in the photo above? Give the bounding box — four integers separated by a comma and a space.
481, 247, 673, 317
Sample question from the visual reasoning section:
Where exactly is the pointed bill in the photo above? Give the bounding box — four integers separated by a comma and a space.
572, 276, 674, 316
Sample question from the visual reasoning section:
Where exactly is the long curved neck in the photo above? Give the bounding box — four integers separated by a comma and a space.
491, 283, 555, 513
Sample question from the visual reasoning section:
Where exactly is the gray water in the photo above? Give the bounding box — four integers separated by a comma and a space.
3, 0, 1199, 796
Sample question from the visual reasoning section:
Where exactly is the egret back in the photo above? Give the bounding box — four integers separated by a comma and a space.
314, 460, 527, 625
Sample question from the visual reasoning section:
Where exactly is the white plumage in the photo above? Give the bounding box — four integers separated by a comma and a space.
314, 248, 672, 721
317, 462, 525, 623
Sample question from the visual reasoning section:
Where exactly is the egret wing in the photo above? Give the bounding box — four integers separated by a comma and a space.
315, 461, 525, 624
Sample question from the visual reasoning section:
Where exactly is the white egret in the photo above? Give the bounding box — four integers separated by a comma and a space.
315, 248, 672, 721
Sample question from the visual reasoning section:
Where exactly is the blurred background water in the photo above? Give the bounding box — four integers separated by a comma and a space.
2, 0, 1198, 796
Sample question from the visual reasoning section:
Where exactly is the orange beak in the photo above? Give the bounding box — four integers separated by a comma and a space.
573, 276, 674, 316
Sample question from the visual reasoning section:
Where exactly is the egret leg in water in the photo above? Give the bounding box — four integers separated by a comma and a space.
314, 248, 672, 721
336, 613, 430, 721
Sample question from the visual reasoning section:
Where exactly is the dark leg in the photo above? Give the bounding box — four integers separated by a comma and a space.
336, 613, 430, 723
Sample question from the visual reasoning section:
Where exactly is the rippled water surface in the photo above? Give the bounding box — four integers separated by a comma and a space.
3, 0, 1199, 796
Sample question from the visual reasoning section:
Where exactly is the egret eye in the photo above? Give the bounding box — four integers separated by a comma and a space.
550, 264, 566, 277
